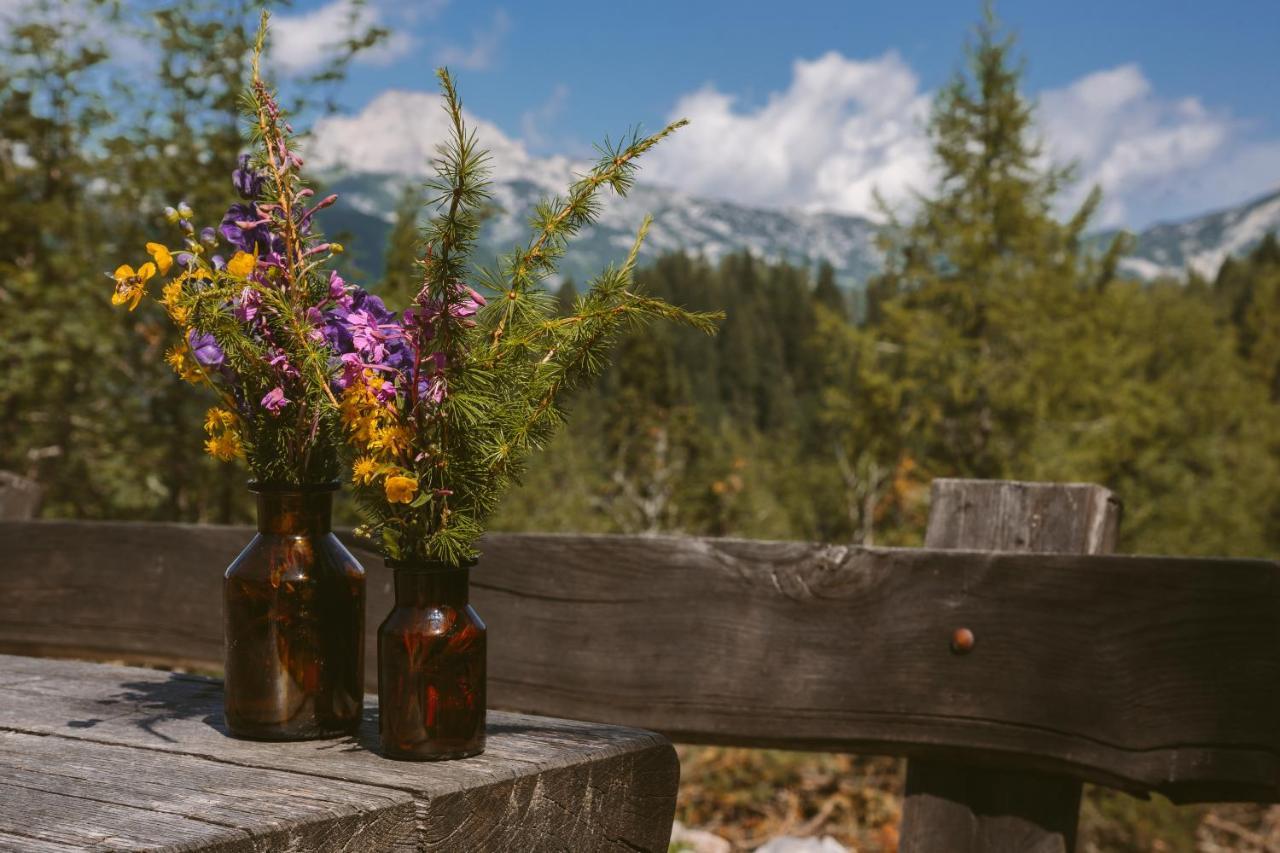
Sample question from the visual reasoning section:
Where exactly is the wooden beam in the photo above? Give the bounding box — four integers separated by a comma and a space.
1, 520, 1278, 802
899, 478, 1121, 852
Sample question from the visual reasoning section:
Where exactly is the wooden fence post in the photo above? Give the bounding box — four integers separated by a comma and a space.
0, 472, 41, 520
898, 478, 1121, 853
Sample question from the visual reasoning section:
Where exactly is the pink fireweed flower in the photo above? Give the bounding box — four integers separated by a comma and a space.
234, 286, 261, 323
267, 351, 300, 380
260, 386, 289, 415
306, 307, 326, 343
328, 270, 346, 300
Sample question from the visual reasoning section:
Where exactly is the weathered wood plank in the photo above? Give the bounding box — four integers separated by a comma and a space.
924, 478, 1120, 554
0, 729, 417, 852
1, 521, 1279, 800
900, 479, 1120, 853
0, 654, 680, 853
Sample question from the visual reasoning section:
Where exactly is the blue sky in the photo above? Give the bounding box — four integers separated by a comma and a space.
273, 0, 1280, 229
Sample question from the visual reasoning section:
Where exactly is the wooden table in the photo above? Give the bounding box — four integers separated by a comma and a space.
0, 654, 679, 852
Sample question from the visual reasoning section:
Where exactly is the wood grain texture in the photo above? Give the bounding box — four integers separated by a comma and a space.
0, 729, 417, 852
924, 478, 1120, 554
1, 521, 1279, 801
901, 479, 1120, 853
0, 654, 679, 853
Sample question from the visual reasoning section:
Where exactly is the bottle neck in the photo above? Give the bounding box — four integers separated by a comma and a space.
392, 565, 471, 608
254, 489, 334, 535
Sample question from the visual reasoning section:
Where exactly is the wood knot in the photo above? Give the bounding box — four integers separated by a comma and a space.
950, 627, 975, 655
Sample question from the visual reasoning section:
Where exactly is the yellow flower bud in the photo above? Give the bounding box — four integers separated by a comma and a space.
226, 252, 256, 278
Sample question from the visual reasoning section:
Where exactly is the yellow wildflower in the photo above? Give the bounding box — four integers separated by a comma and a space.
226, 251, 256, 278
204, 407, 237, 434
161, 279, 182, 308
204, 431, 243, 462
340, 384, 389, 446
165, 343, 205, 384
145, 243, 174, 275
352, 456, 382, 485
369, 424, 411, 458
384, 474, 418, 504
111, 262, 155, 311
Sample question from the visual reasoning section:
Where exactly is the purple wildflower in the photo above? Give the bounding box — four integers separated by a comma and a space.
187, 330, 225, 368
232, 154, 265, 200
268, 350, 300, 380
328, 270, 346, 300
234, 286, 261, 323
335, 353, 364, 390
260, 386, 289, 415
219, 203, 279, 255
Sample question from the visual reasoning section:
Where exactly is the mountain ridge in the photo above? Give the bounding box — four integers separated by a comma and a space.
321, 168, 1280, 288
307, 92, 1280, 286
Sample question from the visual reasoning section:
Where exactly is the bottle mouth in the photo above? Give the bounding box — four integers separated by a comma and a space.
248, 481, 340, 495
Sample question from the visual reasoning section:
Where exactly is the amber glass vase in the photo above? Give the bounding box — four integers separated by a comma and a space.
223, 483, 365, 740
378, 559, 486, 760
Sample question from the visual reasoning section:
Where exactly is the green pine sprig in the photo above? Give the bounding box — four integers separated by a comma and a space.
347, 69, 721, 564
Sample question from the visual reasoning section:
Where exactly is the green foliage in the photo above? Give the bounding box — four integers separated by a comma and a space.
6, 0, 1273, 564
379, 185, 425, 307
495, 9, 1280, 560
344, 71, 721, 565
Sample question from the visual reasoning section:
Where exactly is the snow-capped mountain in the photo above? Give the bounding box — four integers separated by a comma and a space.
318, 170, 884, 286
309, 90, 882, 285
1111, 189, 1280, 280
309, 91, 1280, 286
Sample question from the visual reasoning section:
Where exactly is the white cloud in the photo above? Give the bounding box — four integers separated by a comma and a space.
308, 46, 1280, 230
306, 89, 578, 190
645, 51, 933, 219
436, 9, 510, 72
270, 0, 414, 75
1038, 65, 1240, 227
645, 52, 1280, 228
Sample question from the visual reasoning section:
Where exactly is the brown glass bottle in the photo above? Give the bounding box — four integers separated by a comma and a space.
378, 560, 486, 760
223, 483, 365, 740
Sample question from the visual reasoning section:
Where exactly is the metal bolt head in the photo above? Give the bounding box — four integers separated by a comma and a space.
950, 627, 975, 655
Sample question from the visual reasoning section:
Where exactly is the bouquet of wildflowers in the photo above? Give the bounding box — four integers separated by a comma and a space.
111, 19, 353, 485
331, 71, 721, 565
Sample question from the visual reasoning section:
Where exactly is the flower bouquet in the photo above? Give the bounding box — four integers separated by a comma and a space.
331, 72, 721, 759
110, 20, 367, 741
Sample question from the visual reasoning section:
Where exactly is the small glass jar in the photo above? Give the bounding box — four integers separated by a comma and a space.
223, 482, 365, 740
378, 558, 486, 760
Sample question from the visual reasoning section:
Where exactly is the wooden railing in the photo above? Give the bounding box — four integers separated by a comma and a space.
2, 478, 1277, 852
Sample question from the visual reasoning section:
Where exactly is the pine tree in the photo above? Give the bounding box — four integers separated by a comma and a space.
379, 185, 424, 308
866, 7, 1125, 481
813, 260, 846, 319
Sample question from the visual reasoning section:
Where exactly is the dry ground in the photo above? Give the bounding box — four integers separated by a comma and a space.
674, 746, 1280, 852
